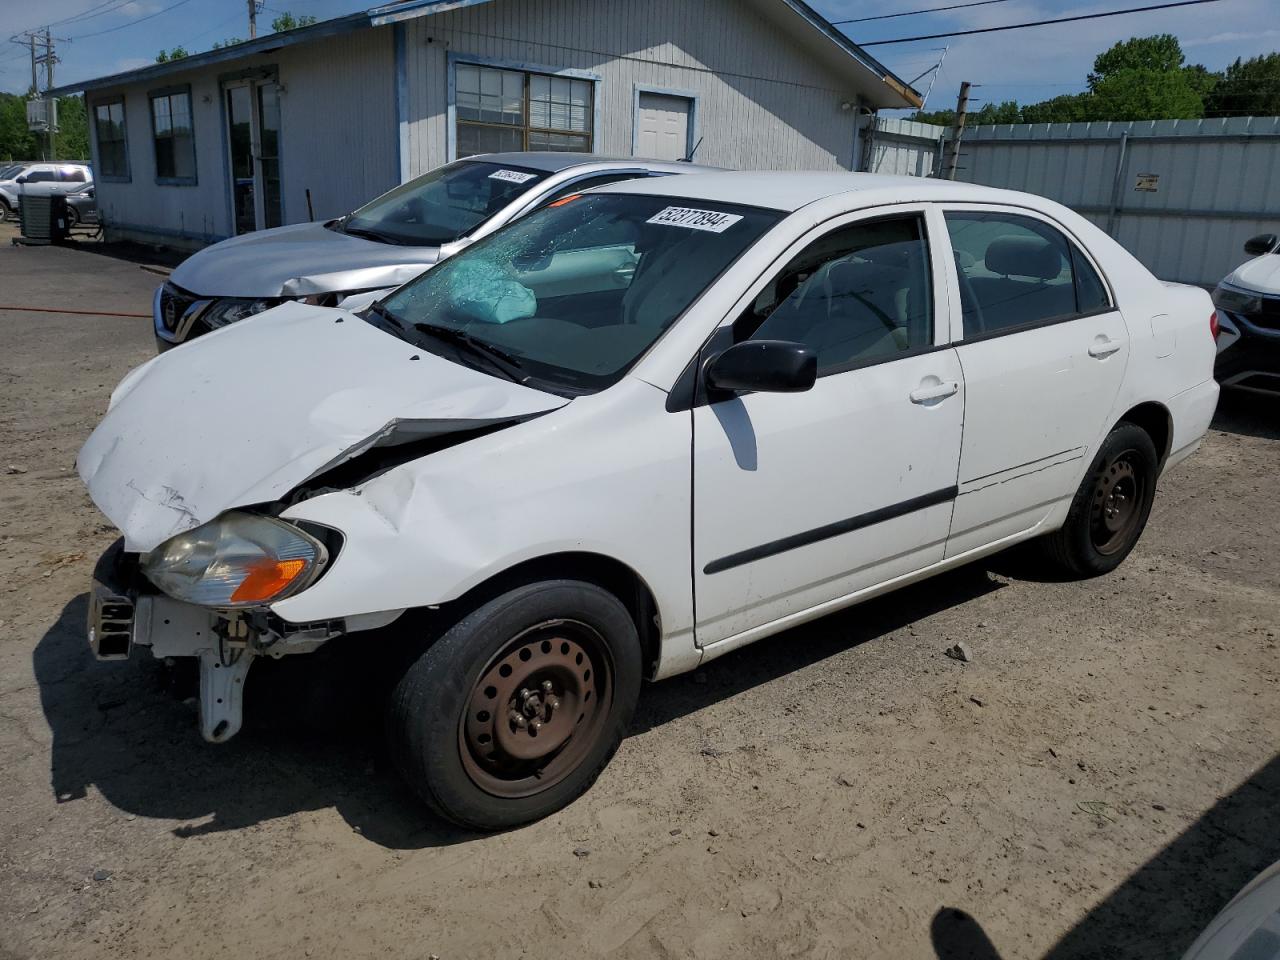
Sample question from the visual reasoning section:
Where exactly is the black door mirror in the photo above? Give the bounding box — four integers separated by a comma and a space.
1244, 233, 1279, 256
706, 340, 817, 395
14, 175, 27, 184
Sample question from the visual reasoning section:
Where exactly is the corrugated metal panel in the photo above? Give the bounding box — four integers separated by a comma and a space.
861, 116, 941, 177
90, 28, 398, 244
400, 0, 865, 176
958, 116, 1280, 285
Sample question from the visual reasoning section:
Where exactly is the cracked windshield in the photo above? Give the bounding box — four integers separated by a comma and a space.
370, 193, 781, 392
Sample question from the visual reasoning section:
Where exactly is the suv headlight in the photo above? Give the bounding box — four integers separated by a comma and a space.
202, 298, 279, 329
1212, 284, 1262, 315
141, 511, 328, 607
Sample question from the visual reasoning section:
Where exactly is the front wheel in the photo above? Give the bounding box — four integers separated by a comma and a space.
0, 200, 12, 223
387, 580, 642, 830
1041, 422, 1159, 576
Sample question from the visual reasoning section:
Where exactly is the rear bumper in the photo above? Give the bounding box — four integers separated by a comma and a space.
1165, 378, 1219, 472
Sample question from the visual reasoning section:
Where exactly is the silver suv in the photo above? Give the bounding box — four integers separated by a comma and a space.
154, 152, 716, 350
0, 161, 94, 221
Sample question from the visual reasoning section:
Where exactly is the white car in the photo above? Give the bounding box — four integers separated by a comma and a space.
79, 173, 1219, 829
0, 161, 93, 220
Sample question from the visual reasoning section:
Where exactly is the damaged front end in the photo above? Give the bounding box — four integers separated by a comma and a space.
90, 537, 400, 742
82, 301, 569, 742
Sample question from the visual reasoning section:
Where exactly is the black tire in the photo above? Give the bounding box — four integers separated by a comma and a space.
0, 200, 11, 223
387, 580, 642, 830
1041, 422, 1159, 577
66, 207, 80, 229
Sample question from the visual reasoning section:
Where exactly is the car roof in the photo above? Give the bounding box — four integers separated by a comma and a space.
463, 152, 720, 175
593, 170, 1049, 213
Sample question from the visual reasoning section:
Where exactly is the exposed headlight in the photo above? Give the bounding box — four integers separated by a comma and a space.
1212, 284, 1262, 315
202, 298, 279, 329
141, 511, 328, 607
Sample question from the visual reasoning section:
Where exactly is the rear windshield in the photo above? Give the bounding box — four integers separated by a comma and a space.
371, 193, 782, 393
337, 160, 549, 247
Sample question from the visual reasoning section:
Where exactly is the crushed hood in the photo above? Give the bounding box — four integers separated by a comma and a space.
78, 302, 568, 552
1224, 254, 1280, 298
170, 221, 441, 299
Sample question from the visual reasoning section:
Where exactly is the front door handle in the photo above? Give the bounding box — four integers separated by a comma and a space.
1088, 337, 1124, 359
909, 379, 959, 404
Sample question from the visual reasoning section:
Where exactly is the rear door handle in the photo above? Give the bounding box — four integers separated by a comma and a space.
909, 380, 959, 404
1088, 337, 1124, 359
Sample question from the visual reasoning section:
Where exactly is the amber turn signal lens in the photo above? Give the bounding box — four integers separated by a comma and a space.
230, 557, 307, 604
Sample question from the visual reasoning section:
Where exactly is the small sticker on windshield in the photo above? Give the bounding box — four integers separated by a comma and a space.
489, 169, 538, 184
646, 206, 743, 232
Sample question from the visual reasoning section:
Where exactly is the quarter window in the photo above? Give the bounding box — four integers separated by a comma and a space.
738, 215, 934, 376
93, 100, 128, 179
149, 88, 196, 183
456, 63, 593, 157
945, 212, 1112, 338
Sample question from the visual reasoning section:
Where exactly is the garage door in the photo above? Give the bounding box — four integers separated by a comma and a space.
636, 93, 691, 161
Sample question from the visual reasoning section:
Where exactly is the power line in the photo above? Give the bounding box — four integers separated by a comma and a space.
861, 0, 1228, 45
68, 0, 199, 40
832, 0, 1021, 25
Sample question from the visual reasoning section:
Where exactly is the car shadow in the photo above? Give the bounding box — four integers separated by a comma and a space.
928, 753, 1280, 960
1211, 389, 1280, 440
35, 565, 1005, 850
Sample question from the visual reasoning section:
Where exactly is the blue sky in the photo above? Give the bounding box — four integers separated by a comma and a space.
3, 0, 1277, 112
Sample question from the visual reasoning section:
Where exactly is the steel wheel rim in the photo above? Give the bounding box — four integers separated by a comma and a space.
1089, 451, 1145, 555
459, 619, 613, 799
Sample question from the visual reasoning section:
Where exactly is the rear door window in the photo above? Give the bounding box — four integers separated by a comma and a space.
945, 211, 1112, 339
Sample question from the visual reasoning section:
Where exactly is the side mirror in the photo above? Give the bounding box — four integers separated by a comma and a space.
1243, 233, 1279, 256
15, 175, 27, 184
706, 340, 817, 395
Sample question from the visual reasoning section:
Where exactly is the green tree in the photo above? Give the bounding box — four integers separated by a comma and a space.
1205, 53, 1280, 117
1088, 68, 1205, 121
211, 37, 245, 50
1020, 93, 1094, 124
1088, 34, 1186, 87
155, 46, 189, 63
55, 95, 89, 160
270, 12, 318, 32
0, 92, 38, 160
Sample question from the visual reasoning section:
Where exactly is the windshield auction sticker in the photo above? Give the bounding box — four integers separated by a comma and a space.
489, 169, 538, 184
646, 206, 744, 233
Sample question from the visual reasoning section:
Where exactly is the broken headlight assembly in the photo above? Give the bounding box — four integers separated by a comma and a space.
140, 512, 329, 608
202, 297, 280, 329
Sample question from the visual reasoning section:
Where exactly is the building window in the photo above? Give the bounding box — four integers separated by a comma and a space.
149, 87, 196, 183
93, 99, 129, 180
455, 62, 593, 157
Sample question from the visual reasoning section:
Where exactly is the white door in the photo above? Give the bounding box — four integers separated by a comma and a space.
941, 207, 1129, 556
636, 93, 691, 161
692, 210, 964, 646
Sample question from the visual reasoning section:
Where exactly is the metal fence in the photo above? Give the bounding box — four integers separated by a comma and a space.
857, 115, 1280, 287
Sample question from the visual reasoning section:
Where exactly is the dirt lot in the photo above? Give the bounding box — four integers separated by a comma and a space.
1, 233, 1278, 960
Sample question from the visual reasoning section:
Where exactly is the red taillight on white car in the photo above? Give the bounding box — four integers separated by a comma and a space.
1209, 311, 1220, 341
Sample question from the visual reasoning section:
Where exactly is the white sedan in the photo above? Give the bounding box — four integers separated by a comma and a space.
79, 173, 1219, 829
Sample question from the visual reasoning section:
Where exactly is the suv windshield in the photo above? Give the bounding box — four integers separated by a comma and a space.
338, 160, 550, 247
370, 193, 781, 393
0, 164, 25, 181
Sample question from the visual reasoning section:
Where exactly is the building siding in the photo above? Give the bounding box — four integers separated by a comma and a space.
89, 27, 397, 247
400, 0, 864, 176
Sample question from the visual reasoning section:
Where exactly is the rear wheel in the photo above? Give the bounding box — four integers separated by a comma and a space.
387, 580, 642, 830
1042, 422, 1158, 576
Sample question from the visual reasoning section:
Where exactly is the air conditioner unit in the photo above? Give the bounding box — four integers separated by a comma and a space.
26, 98, 57, 133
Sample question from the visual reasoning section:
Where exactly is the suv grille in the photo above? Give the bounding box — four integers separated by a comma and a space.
158, 281, 201, 332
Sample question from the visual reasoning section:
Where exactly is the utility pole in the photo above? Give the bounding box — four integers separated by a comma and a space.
942, 80, 971, 180
248, 0, 259, 39
11, 28, 66, 160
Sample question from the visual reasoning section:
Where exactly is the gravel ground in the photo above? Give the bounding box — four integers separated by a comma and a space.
1, 235, 1278, 960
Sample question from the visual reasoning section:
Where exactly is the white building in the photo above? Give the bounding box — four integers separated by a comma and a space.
49, 0, 921, 250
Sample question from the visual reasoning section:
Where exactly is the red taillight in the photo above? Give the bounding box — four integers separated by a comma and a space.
1209, 311, 1220, 340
